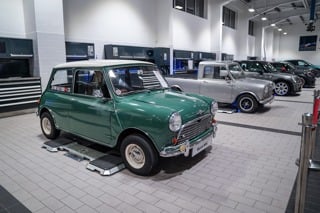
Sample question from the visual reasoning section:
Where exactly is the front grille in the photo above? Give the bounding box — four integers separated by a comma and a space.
177, 114, 212, 144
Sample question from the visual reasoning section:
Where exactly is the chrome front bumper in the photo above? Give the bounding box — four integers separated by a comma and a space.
159, 125, 216, 158
259, 95, 274, 105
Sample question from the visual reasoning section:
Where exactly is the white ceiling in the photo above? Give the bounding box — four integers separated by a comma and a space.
228, 0, 320, 28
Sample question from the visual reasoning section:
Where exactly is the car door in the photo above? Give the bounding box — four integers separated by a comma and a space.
69, 69, 114, 145
200, 65, 232, 103
46, 68, 73, 131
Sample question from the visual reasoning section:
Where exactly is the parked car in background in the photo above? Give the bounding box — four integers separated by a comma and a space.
237, 60, 302, 96
271, 61, 315, 88
284, 59, 320, 77
37, 60, 218, 175
166, 61, 274, 113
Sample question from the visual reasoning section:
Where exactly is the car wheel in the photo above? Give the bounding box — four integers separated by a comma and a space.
300, 77, 306, 88
274, 81, 289, 96
120, 134, 158, 176
40, 112, 60, 139
237, 94, 258, 113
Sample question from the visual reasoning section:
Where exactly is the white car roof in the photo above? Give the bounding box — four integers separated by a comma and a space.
54, 59, 153, 69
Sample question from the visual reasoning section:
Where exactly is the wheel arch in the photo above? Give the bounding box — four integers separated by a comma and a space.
39, 107, 50, 117
116, 128, 159, 153
235, 91, 259, 103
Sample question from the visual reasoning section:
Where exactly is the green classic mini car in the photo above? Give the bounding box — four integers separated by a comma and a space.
38, 60, 218, 175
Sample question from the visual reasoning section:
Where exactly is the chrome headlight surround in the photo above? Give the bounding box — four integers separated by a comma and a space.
169, 112, 182, 132
264, 86, 268, 94
211, 101, 218, 116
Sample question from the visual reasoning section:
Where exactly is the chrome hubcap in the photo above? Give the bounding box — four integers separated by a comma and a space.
42, 117, 52, 135
275, 82, 289, 96
125, 144, 145, 169
240, 98, 253, 111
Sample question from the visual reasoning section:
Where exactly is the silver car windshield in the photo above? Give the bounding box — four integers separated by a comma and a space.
229, 64, 246, 79
108, 65, 169, 96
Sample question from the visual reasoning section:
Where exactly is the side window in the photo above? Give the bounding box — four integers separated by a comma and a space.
247, 62, 263, 72
203, 66, 224, 79
74, 69, 109, 98
203, 66, 213, 79
50, 69, 72, 93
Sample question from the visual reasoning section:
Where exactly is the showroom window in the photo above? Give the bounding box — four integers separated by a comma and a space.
248, 20, 254, 36
223, 6, 236, 29
173, 0, 206, 18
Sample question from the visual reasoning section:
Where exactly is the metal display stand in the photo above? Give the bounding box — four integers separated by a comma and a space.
42, 138, 125, 176
294, 90, 320, 213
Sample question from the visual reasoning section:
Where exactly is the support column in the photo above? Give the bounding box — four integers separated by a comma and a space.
23, 0, 66, 89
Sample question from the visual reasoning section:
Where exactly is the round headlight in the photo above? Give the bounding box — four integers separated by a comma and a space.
211, 101, 218, 115
169, 112, 182, 132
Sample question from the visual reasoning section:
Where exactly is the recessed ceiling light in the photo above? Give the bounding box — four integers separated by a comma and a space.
248, 8, 255, 12
270, 23, 276, 27
283, 32, 287, 35
261, 17, 267, 21
175, 5, 183, 10
278, 28, 282, 31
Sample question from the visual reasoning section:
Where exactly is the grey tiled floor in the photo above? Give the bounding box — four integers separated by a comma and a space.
0, 82, 318, 213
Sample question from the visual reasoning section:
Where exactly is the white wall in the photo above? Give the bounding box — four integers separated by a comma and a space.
263, 27, 275, 61
172, 10, 211, 52
221, 3, 257, 60
0, 0, 26, 38
63, 0, 157, 59
273, 22, 320, 65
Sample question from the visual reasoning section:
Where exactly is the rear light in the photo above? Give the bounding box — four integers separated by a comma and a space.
36, 98, 40, 105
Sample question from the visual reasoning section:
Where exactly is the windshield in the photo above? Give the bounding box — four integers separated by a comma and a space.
108, 65, 169, 96
285, 63, 296, 71
228, 63, 246, 79
262, 62, 278, 73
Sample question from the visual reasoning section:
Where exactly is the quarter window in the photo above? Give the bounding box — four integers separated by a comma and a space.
50, 69, 72, 93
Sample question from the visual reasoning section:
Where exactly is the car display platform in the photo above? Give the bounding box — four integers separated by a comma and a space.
42, 138, 125, 176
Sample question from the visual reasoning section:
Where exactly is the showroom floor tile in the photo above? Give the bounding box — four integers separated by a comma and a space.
0, 81, 318, 212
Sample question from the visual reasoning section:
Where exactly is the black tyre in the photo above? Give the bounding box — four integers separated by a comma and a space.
120, 134, 158, 176
300, 77, 306, 88
40, 112, 60, 139
274, 81, 290, 96
237, 94, 258, 113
